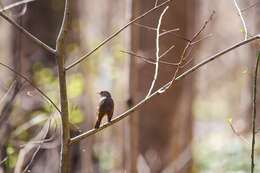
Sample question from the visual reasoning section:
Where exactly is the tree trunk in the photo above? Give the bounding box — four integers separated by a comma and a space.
124, 0, 140, 172
8, 0, 80, 172
137, 1, 193, 173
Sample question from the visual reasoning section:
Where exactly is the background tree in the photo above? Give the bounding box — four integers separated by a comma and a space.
136, 1, 193, 173
0, 0, 260, 173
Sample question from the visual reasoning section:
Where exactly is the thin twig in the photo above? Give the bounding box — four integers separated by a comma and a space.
122, 32, 210, 68
233, 0, 248, 40
191, 11, 215, 43
122, 49, 193, 68
159, 28, 180, 37
241, 1, 260, 13
0, 0, 55, 54
256, 127, 260, 134
134, 23, 189, 42
0, 0, 35, 12
0, 116, 58, 166
165, 10, 215, 89
22, 118, 52, 173
22, 145, 41, 173
0, 12, 56, 54
121, 50, 179, 66
0, 80, 21, 126
12, 3, 28, 18
134, 23, 177, 33
190, 34, 213, 45
179, 56, 194, 68
0, 62, 60, 113
228, 120, 250, 144
251, 51, 260, 173
155, 0, 159, 7
159, 44, 175, 58
14, 117, 51, 173
147, 6, 169, 97
65, 0, 174, 71
69, 35, 260, 145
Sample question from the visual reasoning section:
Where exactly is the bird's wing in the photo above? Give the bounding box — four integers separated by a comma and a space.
97, 97, 106, 115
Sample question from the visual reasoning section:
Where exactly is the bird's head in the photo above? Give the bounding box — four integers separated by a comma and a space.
98, 91, 111, 98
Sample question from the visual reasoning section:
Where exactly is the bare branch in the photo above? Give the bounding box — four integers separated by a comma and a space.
22, 117, 52, 173
160, 44, 175, 58
191, 11, 215, 42
190, 34, 213, 45
256, 127, 260, 134
69, 34, 260, 145
228, 120, 250, 144
0, 12, 56, 54
155, 0, 159, 7
134, 23, 189, 42
0, 81, 21, 126
179, 56, 194, 68
147, 6, 169, 97
241, 1, 260, 13
0, 62, 60, 113
15, 118, 51, 173
233, 0, 248, 40
22, 145, 41, 173
134, 23, 180, 37
0, 0, 55, 54
134, 23, 166, 32
0, 0, 35, 12
159, 28, 180, 37
65, 0, 174, 71
121, 50, 179, 66
12, 3, 28, 18
164, 10, 216, 90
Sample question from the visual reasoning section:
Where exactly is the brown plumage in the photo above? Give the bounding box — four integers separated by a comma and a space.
95, 91, 114, 129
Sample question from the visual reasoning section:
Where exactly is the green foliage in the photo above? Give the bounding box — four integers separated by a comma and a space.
5, 147, 17, 168
6, 146, 14, 155
67, 73, 84, 98
33, 63, 84, 113
69, 106, 84, 124
33, 63, 54, 86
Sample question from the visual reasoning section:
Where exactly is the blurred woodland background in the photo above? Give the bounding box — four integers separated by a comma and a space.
0, 0, 260, 173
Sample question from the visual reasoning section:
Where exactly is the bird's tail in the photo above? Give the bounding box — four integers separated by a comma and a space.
95, 118, 101, 129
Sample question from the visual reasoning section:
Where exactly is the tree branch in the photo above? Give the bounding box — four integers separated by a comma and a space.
56, 0, 72, 172
146, 6, 169, 97
120, 50, 179, 66
69, 34, 260, 145
0, 62, 60, 113
0, 0, 56, 54
164, 10, 215, 90
251, 51, 260, 173
0, 0, 35, 12
233, 0, 248, 40
65, 0, 173, 71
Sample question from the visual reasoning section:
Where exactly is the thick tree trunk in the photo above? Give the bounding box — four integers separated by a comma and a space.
124, 0, 140, 172
137, 1, 193, 173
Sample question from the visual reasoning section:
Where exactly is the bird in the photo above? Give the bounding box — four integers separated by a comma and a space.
95, 91, 114, 129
